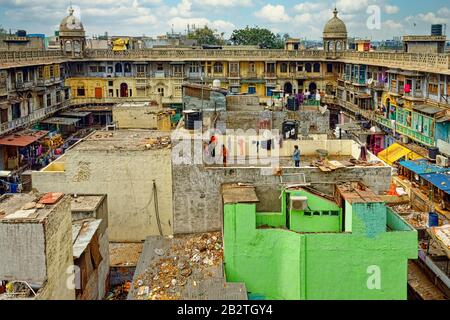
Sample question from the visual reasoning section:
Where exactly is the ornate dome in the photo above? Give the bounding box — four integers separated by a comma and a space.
323, 8, 347, 39
59, 7, 85, 37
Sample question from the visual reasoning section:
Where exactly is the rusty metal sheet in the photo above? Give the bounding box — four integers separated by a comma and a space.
72, 219, 102, 259
221, 184, 259, 204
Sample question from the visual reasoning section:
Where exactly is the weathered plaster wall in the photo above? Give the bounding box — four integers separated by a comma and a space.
0, 196, 74, 300
172, 164, 392, 234
32, 149, 173, 242
209, 109, 330, 135
0, 223, 46, 284
113, 107, 158, 129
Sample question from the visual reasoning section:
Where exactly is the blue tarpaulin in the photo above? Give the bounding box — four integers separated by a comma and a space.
420, 173, 450, 195
399, 159, 448, 175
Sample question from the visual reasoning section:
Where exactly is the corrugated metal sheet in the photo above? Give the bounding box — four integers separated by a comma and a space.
399, 159, 448, 175
40, 117, 80, 126
0, 130, 49, 147
420, 173, 450, 195
412, 105, 445, 115
72, 219, 102, 259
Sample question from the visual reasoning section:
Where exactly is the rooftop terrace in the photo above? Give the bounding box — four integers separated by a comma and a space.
0, 192, 65, 223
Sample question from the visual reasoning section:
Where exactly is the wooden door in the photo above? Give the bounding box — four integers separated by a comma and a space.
95, 87, 103, 99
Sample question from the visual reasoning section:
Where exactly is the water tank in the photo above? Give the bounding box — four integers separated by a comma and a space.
431, 24, 443, 36
16, 30, 27, 37
282, 121, 298, 140
212, 79, 221, 88
428, 147, 439, 160
428, 212, 439, 227
183, 110, 202, 130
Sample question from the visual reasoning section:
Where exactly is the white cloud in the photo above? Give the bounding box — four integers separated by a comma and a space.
384, 5, 399, 15
383, 19, 403, 29
168, 17, 235, 35
336, 0, 369, 14
294, 2, 325, 13
255, 4, 290, 23
406, 12, 448, 25
169, 0, 193, 18
194, 0, 252, 7
437, 7, 450, 17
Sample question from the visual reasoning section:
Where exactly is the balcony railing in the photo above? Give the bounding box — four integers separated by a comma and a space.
265, 72, 277, 78
0, 101, 68, 136
341, 51, 450, 73
82, 49, 328, 61
1, 49, 449, 80
0, 50, 65, 65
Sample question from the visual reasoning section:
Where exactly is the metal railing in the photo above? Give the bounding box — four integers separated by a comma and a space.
0, 101, 69, 136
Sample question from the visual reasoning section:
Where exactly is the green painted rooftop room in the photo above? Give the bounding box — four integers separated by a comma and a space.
221, 182, 418, 300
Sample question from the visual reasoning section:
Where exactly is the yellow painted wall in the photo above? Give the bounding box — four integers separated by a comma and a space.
240, 83, 266, 96
66, 78, 108, 99
43, 64, 60, 79
240, 61, 265, 78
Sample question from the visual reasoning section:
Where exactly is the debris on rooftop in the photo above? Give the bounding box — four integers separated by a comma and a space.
131, 232, 225, 300
109, 243, 143, 267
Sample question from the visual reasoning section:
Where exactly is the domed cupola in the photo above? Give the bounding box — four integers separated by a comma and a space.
59, 6, 86, 56
323, 8, 348, 53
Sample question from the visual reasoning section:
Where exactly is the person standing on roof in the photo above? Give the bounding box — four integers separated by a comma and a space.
292, 145, 301, 167
209, 134, 217, 158
221, 144, 228, 167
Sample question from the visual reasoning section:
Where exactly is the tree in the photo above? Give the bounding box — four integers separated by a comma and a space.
230, 26, 288, 49
187, 26, 225, 46
0, 26, 7, 36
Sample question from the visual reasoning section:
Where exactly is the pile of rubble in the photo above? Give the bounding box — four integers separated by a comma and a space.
141, 136, 171, 150
133, 232, 223, 300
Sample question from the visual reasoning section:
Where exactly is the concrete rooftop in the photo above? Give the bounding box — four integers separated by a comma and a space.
69, 129, 172, 152
0, 193, 64, 223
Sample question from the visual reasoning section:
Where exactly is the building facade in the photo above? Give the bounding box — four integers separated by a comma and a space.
0, 7, 449, 156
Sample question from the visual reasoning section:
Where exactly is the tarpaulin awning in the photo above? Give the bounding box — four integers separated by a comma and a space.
420, 173, 450, 195
399, 159, 449, 175
0, 130, 49, 147
377, 143, 423, 166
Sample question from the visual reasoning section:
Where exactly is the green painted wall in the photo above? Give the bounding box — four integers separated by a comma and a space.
284, 190, 342, 233
256, 212, 285, 228
223, 200, 418, 300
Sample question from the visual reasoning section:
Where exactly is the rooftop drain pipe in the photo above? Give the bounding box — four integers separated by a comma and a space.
153, 180, 163, 236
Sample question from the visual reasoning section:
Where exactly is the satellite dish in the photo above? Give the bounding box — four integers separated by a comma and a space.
367, 78, 374, 85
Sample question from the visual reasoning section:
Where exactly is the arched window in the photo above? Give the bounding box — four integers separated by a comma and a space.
280, 63, 288, 73
73, 40, 81, 53
124, 63, 131, 73
77, 85, 85, 97
305, 63, 312, 73
336, 41, 343, 51
115, 63, 123, 73
120, 83, 128, 97
213, 62, 223, 74
64, 40, 72, 53
313, 63, 321, 73
327, 41, 334, 52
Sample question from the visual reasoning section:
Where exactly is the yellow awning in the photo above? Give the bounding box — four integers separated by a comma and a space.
377, 143, 423, 166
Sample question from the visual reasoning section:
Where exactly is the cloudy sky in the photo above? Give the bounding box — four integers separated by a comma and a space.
0, 0, 449, 40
